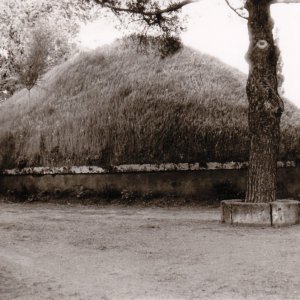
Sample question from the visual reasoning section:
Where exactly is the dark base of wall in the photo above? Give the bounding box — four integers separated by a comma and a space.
1, 167, 299, 201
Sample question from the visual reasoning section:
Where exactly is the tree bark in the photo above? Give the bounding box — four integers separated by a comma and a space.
245, 0, 284, 203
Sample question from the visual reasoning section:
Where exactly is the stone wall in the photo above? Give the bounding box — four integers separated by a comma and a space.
0, 162, 299, 200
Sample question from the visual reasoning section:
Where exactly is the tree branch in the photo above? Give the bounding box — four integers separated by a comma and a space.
224, 0, 248, 19
272, 0, 300, 3
94, 0, 198, 15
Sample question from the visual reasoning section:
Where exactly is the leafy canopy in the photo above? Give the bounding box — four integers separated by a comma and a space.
0, 0, 97, 96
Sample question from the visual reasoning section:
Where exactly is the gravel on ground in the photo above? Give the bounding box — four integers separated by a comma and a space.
1, 202, 300, 300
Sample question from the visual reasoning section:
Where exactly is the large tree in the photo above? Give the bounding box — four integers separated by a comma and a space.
90, 0, 300, 203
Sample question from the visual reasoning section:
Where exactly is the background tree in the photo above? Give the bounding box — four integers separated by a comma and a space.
16, 25, 52, 98
0, 0, 98, 98
89, 0, 300, 203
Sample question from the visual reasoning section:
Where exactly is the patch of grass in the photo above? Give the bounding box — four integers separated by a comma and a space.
0, 38, 300, 168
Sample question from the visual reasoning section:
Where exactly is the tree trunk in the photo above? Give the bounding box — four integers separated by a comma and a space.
245, 0, 284, 203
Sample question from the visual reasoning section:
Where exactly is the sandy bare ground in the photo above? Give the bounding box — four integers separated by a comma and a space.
1, 202, 300, 300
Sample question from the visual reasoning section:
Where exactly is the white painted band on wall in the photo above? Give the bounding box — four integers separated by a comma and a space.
1, 161, 296, 176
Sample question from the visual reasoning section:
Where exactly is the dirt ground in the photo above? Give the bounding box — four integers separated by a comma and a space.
1, 201, 300, 300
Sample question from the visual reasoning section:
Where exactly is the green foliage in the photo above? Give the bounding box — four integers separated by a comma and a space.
16, 26, 51, 92
0, 40, 300, 168
0, 0, 97, 96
